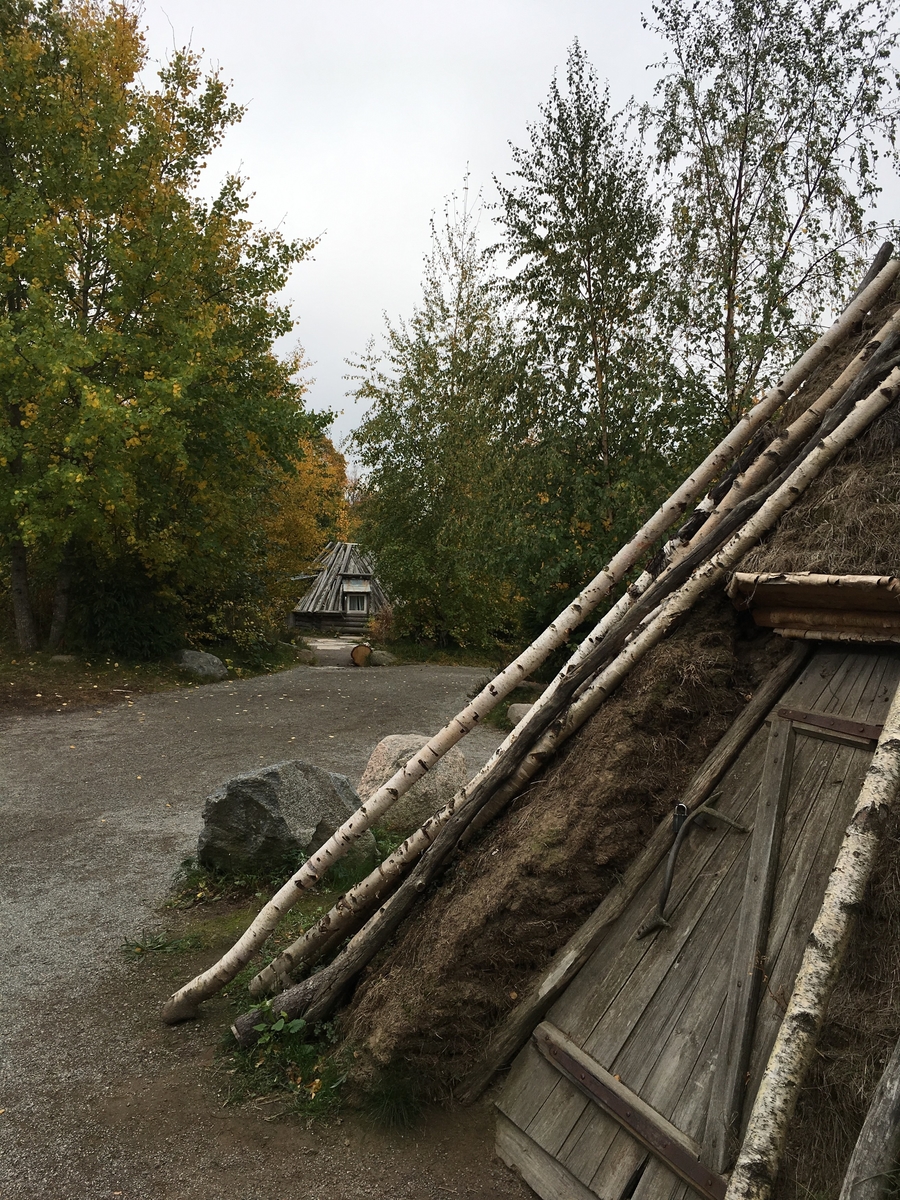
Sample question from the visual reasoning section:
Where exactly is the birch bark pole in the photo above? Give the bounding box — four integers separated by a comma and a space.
237, 368, 900, 1029
251, 361, 900, 997
490, 365, 900, 802
161, 261, 898, 1024
686, 304, 900, 546
725, 679, 900, 1200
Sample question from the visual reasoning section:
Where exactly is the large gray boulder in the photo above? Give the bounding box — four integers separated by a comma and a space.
197, 760, 377, 875
357, 733, 467, 835
175, 649, 228, 682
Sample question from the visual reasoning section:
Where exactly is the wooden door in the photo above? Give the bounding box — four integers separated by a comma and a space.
497, 649, 900, 1200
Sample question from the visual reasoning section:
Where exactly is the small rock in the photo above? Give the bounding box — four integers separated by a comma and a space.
197, 760, 377, 874
175, 649, 228, 681
294, 648, 317, 665
369, 650, 398, 666
50, 654, 75, 663
507, 703, 533, 726
358, 733, 467, 835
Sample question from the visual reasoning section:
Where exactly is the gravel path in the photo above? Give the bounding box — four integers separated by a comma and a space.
0, 663, 531, 1200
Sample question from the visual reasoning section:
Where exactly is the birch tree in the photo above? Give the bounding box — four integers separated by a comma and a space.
495, 41, 696, 625
350, 191, 523, 647
650, 0, 900, 430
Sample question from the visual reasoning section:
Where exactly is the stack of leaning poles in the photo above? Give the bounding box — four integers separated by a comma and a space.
160, 245, 900, 1053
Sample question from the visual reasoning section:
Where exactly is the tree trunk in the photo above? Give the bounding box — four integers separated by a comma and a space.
725, 677, 900, 1200
47, 547, 74, 651
10, 541, 38, 653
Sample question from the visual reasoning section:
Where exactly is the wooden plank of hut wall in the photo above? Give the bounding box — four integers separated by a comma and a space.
738, 655, 899, 1124
495, 1112, 599, 1200
626, 1005, 729, 1200
742, 738, 876, 1111
586, 986, 730, 1196
497, 651, 887, 1196
524, 762, 756, 1150
557, 877, 746, 1188
704, 718, 795, 1171
532, 1024, 728, 1200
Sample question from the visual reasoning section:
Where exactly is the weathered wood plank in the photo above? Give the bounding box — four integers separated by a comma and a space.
495, 1112, 599, 1200
563, 840, 751, 1185
838, 1031, 900, 1200
743, 739, 872, 1111
704, 718, 795, 1171
534, 1022, 727, 1200
468, 646, 812, 1106
501, 657, 897, 1190
556, 655, 884, 1184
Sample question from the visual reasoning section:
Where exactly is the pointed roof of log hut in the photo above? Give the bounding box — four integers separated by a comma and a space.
292, 540, 388, 618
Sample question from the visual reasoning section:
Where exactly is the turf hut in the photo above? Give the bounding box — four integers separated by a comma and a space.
166, 248, 900, 1200
290, 540, 387, 636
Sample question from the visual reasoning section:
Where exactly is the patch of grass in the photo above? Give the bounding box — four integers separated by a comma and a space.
368, 636, 509, 669
121, 929, 207, 957
363, 1064, 423, 1130
0, 634, 315, 717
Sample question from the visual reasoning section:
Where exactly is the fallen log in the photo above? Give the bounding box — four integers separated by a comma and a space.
725, 674, 900, 1200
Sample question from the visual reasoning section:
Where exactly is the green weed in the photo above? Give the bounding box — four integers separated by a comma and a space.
225, 1008, 348, 1116
121, 929, 206, 957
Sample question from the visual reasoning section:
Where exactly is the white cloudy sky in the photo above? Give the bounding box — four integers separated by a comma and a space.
138, 1, 668, 448
139, 2, 899, 453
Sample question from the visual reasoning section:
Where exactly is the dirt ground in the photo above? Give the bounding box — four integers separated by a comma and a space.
0, 660, 533, 1200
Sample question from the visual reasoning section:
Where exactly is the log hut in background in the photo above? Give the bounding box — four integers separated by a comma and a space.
165, 248, 900, 1200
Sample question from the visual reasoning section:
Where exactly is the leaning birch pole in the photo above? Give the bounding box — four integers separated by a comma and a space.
251, 362, 900, 997
472, 364, 900, 831
686, 304, 900, 546
725, 679, 900, 1200
160, 262, 898, 1024
236, 368, 900, 1032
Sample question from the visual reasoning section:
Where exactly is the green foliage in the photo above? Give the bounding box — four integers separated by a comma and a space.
227, 1009, 348, 1114
649, 0, 900, 429
0, 0, 327, 650
352, 48, 711, 642
495, 41, 707, 627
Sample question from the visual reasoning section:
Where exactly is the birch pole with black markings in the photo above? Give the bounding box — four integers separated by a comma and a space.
726, 680, 900, 1200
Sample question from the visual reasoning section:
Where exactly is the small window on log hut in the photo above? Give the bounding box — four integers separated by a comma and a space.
727, 572, 900, 644
342, 578, 370, 614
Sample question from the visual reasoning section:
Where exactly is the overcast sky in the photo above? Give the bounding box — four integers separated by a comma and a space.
138, 1, 669, 449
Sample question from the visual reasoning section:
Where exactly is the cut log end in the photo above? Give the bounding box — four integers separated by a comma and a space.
350, 643, 372, 667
